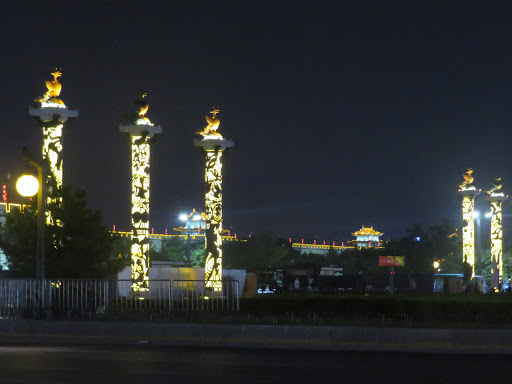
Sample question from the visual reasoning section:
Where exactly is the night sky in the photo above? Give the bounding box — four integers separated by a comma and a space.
3, 1, 512, 241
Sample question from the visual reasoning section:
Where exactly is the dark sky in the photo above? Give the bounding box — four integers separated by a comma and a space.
2, 1, 512, 241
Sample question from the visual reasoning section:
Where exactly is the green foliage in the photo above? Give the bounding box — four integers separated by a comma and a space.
0, 186, 125, 278
325, 246, 339, 264
386, 220, 461, 274
475, 247, 512, 282
223, 230, 296, 271
239, 294, 512, 327
338, 247, 386, 274
293, 252, 327, 266
503, 246, 512, 278
151, 237, 205, 267
111, 235, 131, 264
0, 208, 37, 274
151, 237, 185, 262
189, 246, 206, 267
462, 261, 472, 281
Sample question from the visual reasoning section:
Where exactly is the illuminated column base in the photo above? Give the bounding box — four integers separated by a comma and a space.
194, 137, 233, 292
458, 188, 479, 277
29, 106, 78, 226
120, 124, 162, 292
485, 193, 508, 288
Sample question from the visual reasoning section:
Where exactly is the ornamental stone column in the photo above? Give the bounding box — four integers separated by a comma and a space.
194, 109, 233, 292
120, 92, 162, 293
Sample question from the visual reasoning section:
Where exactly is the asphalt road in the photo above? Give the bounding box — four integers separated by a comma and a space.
0, 345, 510, 384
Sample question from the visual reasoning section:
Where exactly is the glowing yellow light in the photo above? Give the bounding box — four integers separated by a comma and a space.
486, 195, 507, 283
490, 202, 503, 279
120, 93, 161, 292
195, 109, 234, 293
458, 170, 480, 277
433, 261, 440, 269
42, 123, 64, 226
16, 175, 39, 197
461, 195, 475, 276
130, 134, 151, 292
30, 70, 77, 228
203, 150, 224, 292
35, 70, 66, 106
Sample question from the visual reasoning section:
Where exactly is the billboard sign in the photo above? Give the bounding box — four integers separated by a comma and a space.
379, 256, 405, 267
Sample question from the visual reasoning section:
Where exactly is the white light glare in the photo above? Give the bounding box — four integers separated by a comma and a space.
179, 214, 188, 221
16, 175, 39, 197
472, 211, 480, 218
485, 212, 492, 218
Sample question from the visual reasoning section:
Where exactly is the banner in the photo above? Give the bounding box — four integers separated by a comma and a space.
379, 256, 405, 267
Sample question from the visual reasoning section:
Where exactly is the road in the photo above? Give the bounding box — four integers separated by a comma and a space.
0, 344, 509, 383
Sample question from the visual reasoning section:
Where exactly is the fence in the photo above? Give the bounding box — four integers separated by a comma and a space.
0, 279, 240, 320
171, 280, 239, 312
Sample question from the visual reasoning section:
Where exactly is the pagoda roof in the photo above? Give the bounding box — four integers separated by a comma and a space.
352, 226, 383, 236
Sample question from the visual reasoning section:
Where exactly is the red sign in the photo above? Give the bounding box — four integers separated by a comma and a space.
379, 256, 405, 267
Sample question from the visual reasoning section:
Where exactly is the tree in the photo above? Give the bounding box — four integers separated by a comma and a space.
0, 185, 125, 278
325, 246, 341, 265
0, 207, 37, 275
386, 221, 461, 274
476, 247, 512, 281
189, 246, 206, 267
339, 247, 385, 275
151, 237, 206, 267
111, 235, 131, 262
223, 230, 293, 271
151, 237, 186, 262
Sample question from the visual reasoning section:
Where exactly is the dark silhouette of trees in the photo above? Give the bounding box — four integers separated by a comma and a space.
223, 230, 298, 271
151, 237, 205, 267
0, 186, 125, 278
386, 220, 461, 274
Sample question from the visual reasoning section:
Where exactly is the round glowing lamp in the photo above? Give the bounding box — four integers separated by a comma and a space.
16, 175, 39, 197
433, 261, 440, 269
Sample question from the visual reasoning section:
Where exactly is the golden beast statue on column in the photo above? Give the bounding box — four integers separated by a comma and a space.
197, 108, 222, 137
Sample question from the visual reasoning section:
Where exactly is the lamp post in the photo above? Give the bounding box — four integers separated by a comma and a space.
473, 211, 481, 263
179, 210, 202, 266
472, 210, 492, 276
17, 150, 47, 280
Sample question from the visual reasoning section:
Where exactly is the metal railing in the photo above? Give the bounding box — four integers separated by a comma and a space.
0, 279, 240, 320
171, 280, 240, 312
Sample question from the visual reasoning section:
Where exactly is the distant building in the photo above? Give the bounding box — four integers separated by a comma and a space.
291, 225, 386, 255
292, 242, 352, 255
111, 231, 241, 253
350, 226, 383, 248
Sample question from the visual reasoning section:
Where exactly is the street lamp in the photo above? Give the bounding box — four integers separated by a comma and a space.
179, 209, 203, 266
473, 210, 491, 276
16, 175, 39, 197
18, 148, 47, 280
